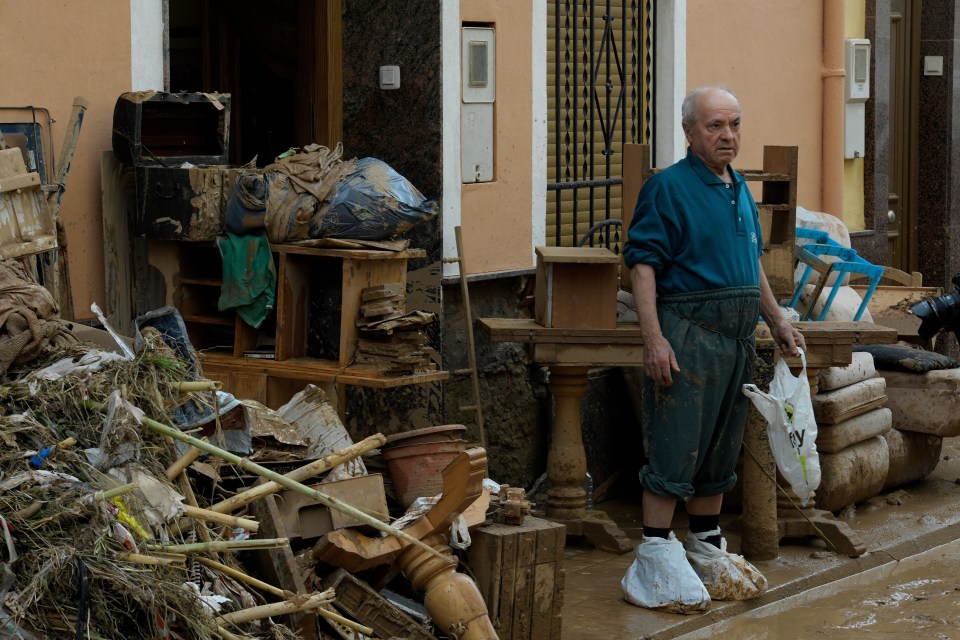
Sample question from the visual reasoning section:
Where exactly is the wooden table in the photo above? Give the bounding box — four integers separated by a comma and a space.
479, 317, 897, 557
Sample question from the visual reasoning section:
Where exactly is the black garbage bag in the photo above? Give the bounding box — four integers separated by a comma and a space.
307, 157, 438, 240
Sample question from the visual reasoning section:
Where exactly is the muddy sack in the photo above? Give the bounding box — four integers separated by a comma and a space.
742, 348, 821, 505
224, 171, 267, 234
308, 157, 438, 241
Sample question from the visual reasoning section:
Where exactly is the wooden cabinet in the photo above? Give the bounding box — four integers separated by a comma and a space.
163, 240, 447, 410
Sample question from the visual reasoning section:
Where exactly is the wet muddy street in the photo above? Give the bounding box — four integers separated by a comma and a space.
688, 540, 960, 639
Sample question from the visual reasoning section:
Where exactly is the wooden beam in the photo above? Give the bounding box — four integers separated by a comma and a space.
315, 0, 343, 148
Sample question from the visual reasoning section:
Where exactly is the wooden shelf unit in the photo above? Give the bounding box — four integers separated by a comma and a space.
163, 240, 448, 409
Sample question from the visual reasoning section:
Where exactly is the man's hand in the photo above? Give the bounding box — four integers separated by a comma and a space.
770, 319, 805, 358
644, 333, 681, 386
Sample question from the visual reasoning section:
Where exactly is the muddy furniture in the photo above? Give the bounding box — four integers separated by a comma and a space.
146, 241, 448, 413
466, 516, 566, 640
314, 448, 499, 640
742, 321, 897, 560
478, 317, 642, 554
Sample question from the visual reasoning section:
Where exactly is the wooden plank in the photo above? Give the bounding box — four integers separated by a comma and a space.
466, 524, 503, 626
0, 172, 40, 193
497, 527, 517, 639
200, 352, 449, 388
530, 561, 556, 640
511, 528, 538, 639
276, 253, 311, 360
314, 0, 344, 148
535, 246, 619, 264
0, 148, 27, 176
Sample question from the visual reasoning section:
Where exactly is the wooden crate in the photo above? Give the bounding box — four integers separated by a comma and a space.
0, 148, 57, 259
466, 516, 566, 640
534, 247, 617, 330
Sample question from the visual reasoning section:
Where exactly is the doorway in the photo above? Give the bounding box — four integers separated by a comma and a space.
888, 0, 920, 272
167, 0, 342, 166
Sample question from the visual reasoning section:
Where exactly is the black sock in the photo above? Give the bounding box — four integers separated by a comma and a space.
643, 526, 671, 540
688, 514, 722, 548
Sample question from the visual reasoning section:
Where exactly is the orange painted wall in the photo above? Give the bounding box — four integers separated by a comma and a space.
0, 0, 131, 318
460, 0, 534, 273
687, 0, 823, 211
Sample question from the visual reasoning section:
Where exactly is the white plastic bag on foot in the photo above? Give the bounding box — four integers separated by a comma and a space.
684, 529, 767, 601
620, 533, 710, 614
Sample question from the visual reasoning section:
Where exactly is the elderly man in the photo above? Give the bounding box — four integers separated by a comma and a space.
620, 86, 804, 613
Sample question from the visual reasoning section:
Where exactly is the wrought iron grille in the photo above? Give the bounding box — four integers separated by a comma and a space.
547, 0, 652, 250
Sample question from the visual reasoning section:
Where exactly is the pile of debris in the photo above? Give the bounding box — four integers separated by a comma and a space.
0, 259, 503, 639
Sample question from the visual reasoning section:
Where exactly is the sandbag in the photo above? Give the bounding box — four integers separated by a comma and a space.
883, 428, 942, 489
816, 435, 889, 513
818, 351, 876, 391
812, 376, 886, 425
879, 368, 960, 436
816, 407, 891, 454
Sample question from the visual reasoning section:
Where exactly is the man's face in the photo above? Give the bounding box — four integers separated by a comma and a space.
683, 90, 742, 175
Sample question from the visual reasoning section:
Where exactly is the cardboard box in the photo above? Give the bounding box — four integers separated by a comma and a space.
275, 473, 388, 542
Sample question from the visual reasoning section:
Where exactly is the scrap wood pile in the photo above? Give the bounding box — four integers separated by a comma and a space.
0, 259, 505, 640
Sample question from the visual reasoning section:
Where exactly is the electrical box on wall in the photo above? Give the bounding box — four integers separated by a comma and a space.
461, 26, 495, 183
844, 38, 871, 159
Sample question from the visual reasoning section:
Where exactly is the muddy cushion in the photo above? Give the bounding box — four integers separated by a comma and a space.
854, 344, 959, 373
816, 407, 891, 453
883, 428, 942, 490
818, 351, 876, 391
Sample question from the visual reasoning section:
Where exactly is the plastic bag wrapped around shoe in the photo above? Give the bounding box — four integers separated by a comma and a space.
620, 534, 710, 614
684, 529, 768, 601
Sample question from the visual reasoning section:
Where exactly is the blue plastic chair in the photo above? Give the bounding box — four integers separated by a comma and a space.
789, 242, 884, 321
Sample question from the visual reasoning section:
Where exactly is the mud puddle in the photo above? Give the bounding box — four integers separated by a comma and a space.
682, 539, 960, 639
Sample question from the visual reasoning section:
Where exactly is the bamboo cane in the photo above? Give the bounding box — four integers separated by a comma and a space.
166, 440, 206, 480
195, 556, 288, 598
217, 591, 334, 625
118, 552, 187, 566
181, 505, 259, 532
80, 400, 444, 562
208, 433, 386, 514
93, 482, 138, 502
173, 380, 222, 392
216, 625, 251, 640
194, 557, 375, 635
143, 538, 289, 554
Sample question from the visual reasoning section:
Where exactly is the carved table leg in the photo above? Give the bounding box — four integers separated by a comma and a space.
544, 366, 632, 554
397, 532, 498, 640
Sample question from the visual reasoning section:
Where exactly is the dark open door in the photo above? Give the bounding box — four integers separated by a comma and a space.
168, 0, 342, 166
888, 0, 920, 272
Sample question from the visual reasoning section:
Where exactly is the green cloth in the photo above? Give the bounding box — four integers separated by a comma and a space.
217, 233, 276, 329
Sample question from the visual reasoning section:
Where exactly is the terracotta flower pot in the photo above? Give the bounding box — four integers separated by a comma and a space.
382, 426, 468, 508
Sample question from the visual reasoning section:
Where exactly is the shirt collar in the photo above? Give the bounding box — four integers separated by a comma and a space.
684, 147, 744, 187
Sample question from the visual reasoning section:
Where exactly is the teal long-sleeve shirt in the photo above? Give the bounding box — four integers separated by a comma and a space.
622, 148, 763, 294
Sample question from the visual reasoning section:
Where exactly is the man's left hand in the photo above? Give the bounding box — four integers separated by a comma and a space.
772, 321, 805, 358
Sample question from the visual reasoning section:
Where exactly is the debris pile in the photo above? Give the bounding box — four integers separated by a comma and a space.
0, 260, 504, 639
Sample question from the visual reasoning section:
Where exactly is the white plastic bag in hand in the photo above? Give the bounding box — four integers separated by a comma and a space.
742, 348, 821, 505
